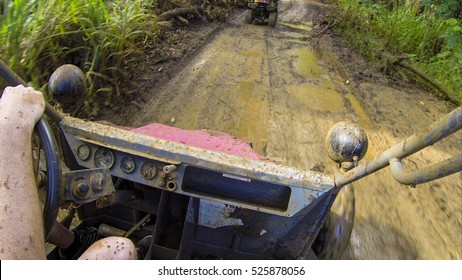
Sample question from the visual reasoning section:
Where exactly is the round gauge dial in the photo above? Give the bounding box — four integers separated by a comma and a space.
77, 144, 91, 161
120, 157, 136, 173
140, 161, 157, 180
94, 147, 115, 169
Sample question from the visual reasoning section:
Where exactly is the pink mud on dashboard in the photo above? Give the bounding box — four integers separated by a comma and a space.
131, 123, 264, 160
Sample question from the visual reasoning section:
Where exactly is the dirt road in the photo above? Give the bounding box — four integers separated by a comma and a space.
116, 0, 461, 259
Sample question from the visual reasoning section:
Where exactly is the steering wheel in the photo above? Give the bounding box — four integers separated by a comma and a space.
36, 118, 62, 239
0, 60, 62, 239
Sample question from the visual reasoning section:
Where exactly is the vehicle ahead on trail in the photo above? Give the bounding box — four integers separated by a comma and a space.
0, 61, 461, 260
244, 0, 278, 27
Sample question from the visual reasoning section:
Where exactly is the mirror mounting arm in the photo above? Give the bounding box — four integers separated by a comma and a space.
389, 155, 462, 187
335, 106, 462, 188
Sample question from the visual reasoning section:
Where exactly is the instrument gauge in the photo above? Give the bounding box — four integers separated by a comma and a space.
121, 157, 136, 173
94, 147, 115, 169
141, 161, 157, 180
76, 144, 91, 161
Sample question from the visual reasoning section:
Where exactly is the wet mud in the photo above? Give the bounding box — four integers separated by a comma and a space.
104, 0, 461, 259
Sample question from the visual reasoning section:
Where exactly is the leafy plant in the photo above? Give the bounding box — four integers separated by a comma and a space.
420, 0, 462, 19
0, 0, 158, 112
330, 0, 462, 103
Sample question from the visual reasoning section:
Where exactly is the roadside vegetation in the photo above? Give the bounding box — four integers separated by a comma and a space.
2, 0, 460, 108
1, 0, 158, 101
328, 0, 462, 104
0, 0, 233, 115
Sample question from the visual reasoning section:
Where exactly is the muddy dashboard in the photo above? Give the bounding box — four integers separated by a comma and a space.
59, 116, 335, 217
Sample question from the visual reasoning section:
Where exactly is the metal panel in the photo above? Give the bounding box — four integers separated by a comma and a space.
60, 116, 335, 217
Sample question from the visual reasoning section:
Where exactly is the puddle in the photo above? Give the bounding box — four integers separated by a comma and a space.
230, 80, 269, 155
345, 93, 377, 159
346, 94, 371, 131
287, 49, 326, 78
250, 33, 265, 40
193, 53, 213, 70
286, 39, 310, 45
239, 50, 262, 81
281, 31, 311, 40
240, 50, 260, 57
195, 59, 206, 67
287, 84, 343, 113
279, 22, 313, 32
239, 80, 255, 96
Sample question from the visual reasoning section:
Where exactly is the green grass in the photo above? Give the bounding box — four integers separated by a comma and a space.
0, 0, 158, 111
329, 0, 462, 104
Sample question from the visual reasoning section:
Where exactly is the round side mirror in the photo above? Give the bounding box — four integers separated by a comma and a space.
326, 121, 368, 165
48, 64, 86, 104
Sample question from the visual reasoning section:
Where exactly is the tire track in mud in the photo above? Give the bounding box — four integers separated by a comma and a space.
131, 24, 272, 156
274, 1, 462, 260
128, 0, 461, 259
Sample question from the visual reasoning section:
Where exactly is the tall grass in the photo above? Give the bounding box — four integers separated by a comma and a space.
329, 0, 462, 104
0, 0, 158, 111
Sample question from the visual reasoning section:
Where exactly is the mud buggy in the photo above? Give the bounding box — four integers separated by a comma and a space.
0, 61, 461, 260
245, 0, 278, 27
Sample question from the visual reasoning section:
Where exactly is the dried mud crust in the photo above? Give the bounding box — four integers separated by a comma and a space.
96, 0, 461, 259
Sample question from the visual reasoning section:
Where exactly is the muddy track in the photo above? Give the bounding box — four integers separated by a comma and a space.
108, 0, 461, 259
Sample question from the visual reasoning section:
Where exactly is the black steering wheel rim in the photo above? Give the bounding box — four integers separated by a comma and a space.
36, 117, 62, 239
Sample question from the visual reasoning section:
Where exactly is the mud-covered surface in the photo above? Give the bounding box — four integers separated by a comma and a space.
97, 0, 461, 259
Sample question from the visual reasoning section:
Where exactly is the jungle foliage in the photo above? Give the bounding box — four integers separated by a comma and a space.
0, 0, 160, 99
0, 0, 232, 114
329, 0, 462, 104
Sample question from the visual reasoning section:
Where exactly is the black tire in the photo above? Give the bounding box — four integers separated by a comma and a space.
245, 9, 253, 24
312, 184, 355, 259
268, 12, 277, 27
